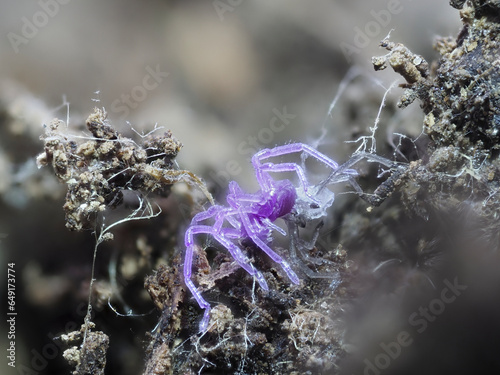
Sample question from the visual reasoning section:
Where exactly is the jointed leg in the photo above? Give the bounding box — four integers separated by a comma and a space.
251, 144, 346, 207
252, 143, 340, 190
226, 180, 268, 208
184, 224, 269, 331
258, 162, 314, 200
190, 204, 242, 234
318, 152, 405, 206
252, 143, 340, 175
238, 209, 300, 285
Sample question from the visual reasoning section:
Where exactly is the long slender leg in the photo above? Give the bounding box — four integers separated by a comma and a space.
253, 143, 339, 173
286, 219, 327, 265
256, 160, 337, 219
258, 162, 318, 202
251, 144, 344, 210
184, 224, 269, 331
190, 204, 242, 234
187, 206, 266, 285
237, 209, 300, 285
185, 225, 269, 287
259, 160, 356, 194
252, 143, 340, 190
317, 152, 404, 206
184, 225, 213, 331
189, 205, 222, 224
286, 219, 339, 280
213, 233, 269, 290
226, 180, 268, 208
250, 235, 300, 285
261, 218, 286, 236
253, 144, 399, 193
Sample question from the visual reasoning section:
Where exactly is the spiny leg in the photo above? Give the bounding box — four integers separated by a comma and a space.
285, 218, 342, 284
184, 224, 268, 331
251, 143, 347, 209
318, 151, 393, 189
286, 219, 327, 266
256, 161, 337, 220
318, 152, 405, 206
259, 162, 314, 200
190, 204, 241, 234
238, 209, 300, 285
252, 143, 340, 190
253, 143, 340, 174
226, 180, 268, 208
213, 233, 269, 291
184, 225, 213, 331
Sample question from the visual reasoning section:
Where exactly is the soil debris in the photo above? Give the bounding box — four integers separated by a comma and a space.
37, 107, 212, 231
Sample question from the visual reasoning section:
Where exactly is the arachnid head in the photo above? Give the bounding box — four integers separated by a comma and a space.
293, 185, 335, 221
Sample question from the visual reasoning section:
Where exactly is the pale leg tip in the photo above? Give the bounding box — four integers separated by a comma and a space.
198, 308, 211, 333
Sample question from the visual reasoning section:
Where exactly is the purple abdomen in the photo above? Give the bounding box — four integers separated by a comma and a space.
259, 179, 296, 221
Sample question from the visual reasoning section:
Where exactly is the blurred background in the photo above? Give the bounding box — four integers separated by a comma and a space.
0, 0, 459, 177
0, 1, 460, 374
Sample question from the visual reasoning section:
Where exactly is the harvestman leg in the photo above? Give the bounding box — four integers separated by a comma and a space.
317, 151, 403, 205
251, 143, 352, 204
226, 180, 268, 208
252, 143, 340, 189
226, 177, 299, 283
184, 223, 269, 331
237, 208, 300, 285
255, 144, 401, 205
